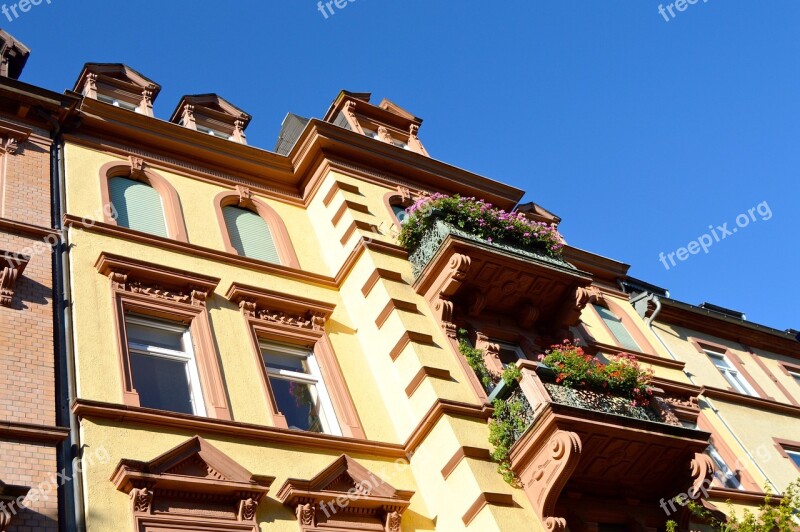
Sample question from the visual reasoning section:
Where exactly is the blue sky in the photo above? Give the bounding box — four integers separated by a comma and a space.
7, 1, 799, 329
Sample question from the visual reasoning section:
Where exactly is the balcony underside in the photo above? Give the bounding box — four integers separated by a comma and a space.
413, 229, 594, 334
511, 404, 712, 530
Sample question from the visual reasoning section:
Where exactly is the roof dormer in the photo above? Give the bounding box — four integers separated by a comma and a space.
0, 30, 30, 80
74, 63, 160, 116
169, 94, 251, 144
323, 90, 429, 156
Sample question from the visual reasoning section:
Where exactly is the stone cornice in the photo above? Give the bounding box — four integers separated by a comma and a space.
0, 420, 70, 444
701, 385, 800, 418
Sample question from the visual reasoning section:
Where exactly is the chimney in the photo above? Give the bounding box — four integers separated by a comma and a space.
0, 30, 30, 79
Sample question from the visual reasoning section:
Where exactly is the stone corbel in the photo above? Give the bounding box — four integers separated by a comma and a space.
556, 285, 601, 327
377, 126, 393, 144
83, 72, 98, 98
408, 124, 429, 156
181, 103, 197, 130
296, 503, 315, 527
0, 118, 31, 156
518, 301, 541, 329
0, 251, 30, 306
524, 430, 582, 532
235, 185, 255, 210
385, 510, 402, 532
239, 497, 258, 521
130, 487, 154, 514
233, 115, 248, 144
690, 452, 715, 496
140, 84, 157, 117
128, 156, 146, 179
441, 253, 471, 298
433, 297, 457, 338
343, 100, 365, 134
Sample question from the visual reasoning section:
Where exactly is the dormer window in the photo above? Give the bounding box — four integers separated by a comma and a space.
97, 94, 140, 112
170, 94, 250, 145
73, 63, 160, 117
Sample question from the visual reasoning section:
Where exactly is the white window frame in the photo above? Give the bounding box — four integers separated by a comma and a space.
126, 315, 207, 417
705, 350, 759, 397
260, 341, 341, 437
196, 124, 233, 140
707, 444, 744, 490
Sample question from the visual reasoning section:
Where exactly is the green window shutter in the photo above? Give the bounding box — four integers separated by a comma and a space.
593, 305, 640, 351
222, 206, 281, 264
109, 177, 168, 238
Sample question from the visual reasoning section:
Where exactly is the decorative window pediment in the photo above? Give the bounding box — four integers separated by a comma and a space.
111, 436, 274, 531
0, 251, 29, 306
170, 94, 251, 144
277, 455, 414, 532
226, 283, 334, 334
74, 63, 161, 116
96, 252, 218, 308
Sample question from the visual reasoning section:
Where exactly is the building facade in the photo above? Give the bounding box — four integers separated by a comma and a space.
0, 31, 77, 532
0, 33, 798, 532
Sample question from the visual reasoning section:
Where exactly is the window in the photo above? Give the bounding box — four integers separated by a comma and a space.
593, 305, 640, 351
788, 449, 800, 470
707, 444, 743, 490
125, 315, 206, 416
222, 206, 280, 263
705, 349, 758, 397
790, 370, 800, 389
108, 176, 168, 237
97, 94, 139, 112
392, 204, 409, 225
260, 342, 341, 436
196, 124, 233, 140
497, 342, 526, 368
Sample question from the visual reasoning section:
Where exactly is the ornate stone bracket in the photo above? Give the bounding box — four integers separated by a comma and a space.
431, 253, 471, 337
0, 118, 31, 156
521, 430, 582, 532
690, 452, 715, 496
236, 185, 255, 209
343, 100, 365, 134
408, 124, 430, 156
556, 286, 602, 327
128, 155, 146, 179
0, 251, 29, 306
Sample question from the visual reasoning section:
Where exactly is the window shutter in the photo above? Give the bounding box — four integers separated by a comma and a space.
222, 206, 281, 264
109, 177, 169, 238
593, 305, 640, 351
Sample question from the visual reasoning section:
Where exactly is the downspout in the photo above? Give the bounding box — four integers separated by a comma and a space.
45, 104, 85, 532
643, 293, 778, 493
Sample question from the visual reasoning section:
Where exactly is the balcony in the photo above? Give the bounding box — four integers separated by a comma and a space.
491, 360, 713, 531
411, 219, 594, 336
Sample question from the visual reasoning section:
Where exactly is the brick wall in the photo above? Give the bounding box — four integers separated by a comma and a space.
0, 126, 61, 531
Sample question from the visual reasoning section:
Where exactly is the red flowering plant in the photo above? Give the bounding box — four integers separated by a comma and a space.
538, 340, 655, 407
397, 193, 565, 257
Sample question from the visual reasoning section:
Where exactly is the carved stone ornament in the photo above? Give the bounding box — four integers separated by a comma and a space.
254, 307, 326, 331
690, 452, 715, 496
130, 487, 153, 513
434, 298, 456, 338
557, 285, 602, 327
296, 503, 315, 526
651, 396, 682, 427
240, 497, 258, 521
236, 185, 255, 209
0, 251, 29, 307
128, 155, 146, 179
385, 510, 402, 532
526, 430, 582, 532
2, 136, 18, 155
128, 281, 193, 305
377, 126, 393, 144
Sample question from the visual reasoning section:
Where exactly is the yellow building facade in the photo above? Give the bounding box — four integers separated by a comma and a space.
55, 64, 798, 532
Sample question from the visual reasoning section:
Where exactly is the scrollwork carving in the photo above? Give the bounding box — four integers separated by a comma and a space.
525, 430, 582, 531
239, 497, 258, 521
296, 503, 315, 526
130, 487, 153, 513
385, 510, 402, 532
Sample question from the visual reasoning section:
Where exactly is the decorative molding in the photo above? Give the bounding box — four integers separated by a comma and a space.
404, 366, 452, 398
226, 283, 334, 332
95, 253, 219, 307
277, 454, 413, 531
0, 117, 31, 156
525, 430, 582, 532
0, 250, 29, 306
441, 446, 493, 480
462, 492, 516, 526
0, 420, 70, 444
112, 436, 273, 530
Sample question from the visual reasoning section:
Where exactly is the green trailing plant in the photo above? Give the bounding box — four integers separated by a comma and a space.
457, 329, 494, 393
398, 193, 565, 257
666, 480, 800, 532
488, 365, 529, 485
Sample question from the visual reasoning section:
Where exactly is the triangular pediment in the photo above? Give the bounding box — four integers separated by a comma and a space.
169, 93, 251, 125
142, 436, 254, 483
74, 63, 160, 96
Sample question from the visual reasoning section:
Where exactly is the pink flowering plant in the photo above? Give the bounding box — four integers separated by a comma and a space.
398, 194, 565, 257
539, 340, 655, 407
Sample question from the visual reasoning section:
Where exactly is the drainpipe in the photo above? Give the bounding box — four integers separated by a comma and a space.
642, 293, 779, 493
44, 104, 86, 532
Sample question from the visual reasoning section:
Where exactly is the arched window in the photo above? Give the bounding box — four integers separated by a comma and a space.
109, 176, 168, 238
391, 204, 410, 225
99, 160, 189, 242
222, 205, 280, 264
214, 189, 300, 269
384, 189, 415, 227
